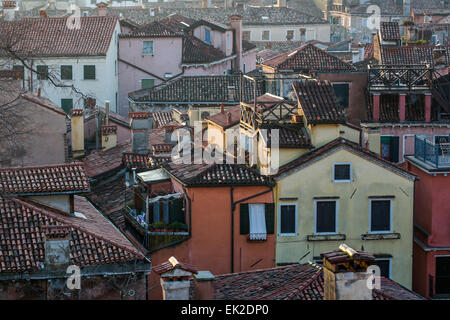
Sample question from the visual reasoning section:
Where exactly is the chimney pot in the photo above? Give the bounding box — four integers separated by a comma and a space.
70, 109, 85, 158
227, 112, 232, 124
37, 88, 41, 97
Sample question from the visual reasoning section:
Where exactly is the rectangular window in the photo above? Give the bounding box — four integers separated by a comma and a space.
36, 65, 48, 80
380, 136, 399, 163
262, 30, 270, 41
141, 78, 155, 89
370, 199, 392, 232
83, 65, 96, 80
315, 200, 337, 234
12, 65, 24, 79
332, 83, 350, 109
143, 40, 154, 54
373, 258, 391, 279
61, 99, 73, 114
249, 204, 267, 240
204, 28, 211, 44
243, 31, 251, 41
240, 203, 274, 237
60, 65, 73, 80
286, 30, 294, 41
279, 203, 297, 236
435, 135, 450, 155
333, 163, 352, 182
436, 256, 450, 295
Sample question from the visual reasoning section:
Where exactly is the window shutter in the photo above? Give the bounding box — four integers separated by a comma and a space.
390, 136, 399, 163
240, 204, 249, 234
265, 203, 275, 234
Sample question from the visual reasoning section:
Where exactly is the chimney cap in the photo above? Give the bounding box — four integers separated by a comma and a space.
101, 125, 117, 134
70, 109, 84, 117
96, 1, 109, 8
229, 14, 243, 21
153, 256, 198, 275
194, 270, 215, 281
128, 111, 151, 119
321, 244, 375, 273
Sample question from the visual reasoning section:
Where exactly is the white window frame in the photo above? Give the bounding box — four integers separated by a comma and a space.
332, 162, 352, 183
261, 30, 271, 41
374, 257, 392, 279
142, 40, 154, 55
278, 202, 298, 236
204, 27, 212, 44
369, 198, 393, 234
314, 199, 338, 235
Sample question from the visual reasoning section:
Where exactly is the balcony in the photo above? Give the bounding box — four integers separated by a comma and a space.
368, 65, 433, 93
414, 135, 450, 168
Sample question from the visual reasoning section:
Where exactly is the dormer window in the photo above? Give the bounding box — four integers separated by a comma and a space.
333, 163, 352, 182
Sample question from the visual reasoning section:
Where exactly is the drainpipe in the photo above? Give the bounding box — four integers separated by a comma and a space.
230, 185, 274, 273
183, 187, 192, 236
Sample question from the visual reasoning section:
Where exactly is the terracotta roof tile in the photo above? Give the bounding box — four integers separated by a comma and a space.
153, 111, 174, 128
164, 162, 274, 187
213, 263, 423, 300
380, 22, 401, 41
153, 257, 198, 275
83, 142, 130, 178
182, 35, 227, 64
263, 44, 355, 72
207, 105, 240, 129
292, 80, 346, 124
0, 163, 90, 195
0, 16, 118, 57
0, 195, 144, 273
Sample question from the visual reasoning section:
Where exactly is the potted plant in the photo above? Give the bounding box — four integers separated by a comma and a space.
168, 221, 188, 232
152, 221, 166, 232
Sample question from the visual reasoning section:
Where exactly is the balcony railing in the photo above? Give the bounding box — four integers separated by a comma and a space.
368, 65, 433, 91
414, 135, 450, 168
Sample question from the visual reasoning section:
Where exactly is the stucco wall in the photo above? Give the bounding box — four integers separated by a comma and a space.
274, 148, 415, 289
244, 24, 331, 42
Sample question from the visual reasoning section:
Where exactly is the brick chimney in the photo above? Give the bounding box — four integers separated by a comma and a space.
96, 2, 108, 17
229, 15, 243, 73
193, 271, 215, 300
2, 0, 16, 21
71, 109, 85, 158
154, 257, 198, 300
129, 112, 152, 154
321, 244, 376, 300
101, 125, 117, 151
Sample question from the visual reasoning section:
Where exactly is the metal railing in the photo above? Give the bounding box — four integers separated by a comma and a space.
368, 65, 433, 91
414, 135, 450, 168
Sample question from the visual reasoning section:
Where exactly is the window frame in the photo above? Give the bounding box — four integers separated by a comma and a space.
142, 40, 154, 55
36, 65, 49, 80
61, 98, 73, 114
369, 198, 393, 234
314, 199, 338, 235
286, 29, 295, 41
243, 30, 251, 41
83, 65, 96, 80
204, 27, 211, 44
278, 202, 298, 236
60, 65, 73, 81
332, 162, 352, 183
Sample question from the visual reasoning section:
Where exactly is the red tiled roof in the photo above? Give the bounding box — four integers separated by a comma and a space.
214, 263, 422, 300
83, 142, 130, 178
153, 111, 174, 128
182, 35, 227, 64
207, 105, 241, 129
0, 16, 118, 57
164, 162, 275, 187
264, 124, 313, 149
0, 163, 90, 195
119, 21, 181, 38
292, 80, 346, 124
364, 43, 374, 60
0, 195, 145, 273
262, 44, 355, 72
380, 22, 401, 41
159, 14, 197, 33
275, 138, 417, 180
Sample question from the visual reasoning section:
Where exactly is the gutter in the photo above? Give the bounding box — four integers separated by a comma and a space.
414, 237, 450, 252
229, 185, 273, 273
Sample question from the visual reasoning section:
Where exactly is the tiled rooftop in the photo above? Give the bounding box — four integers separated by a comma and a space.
0, 16, 118, 57
153, 111, 174, 128
182, 35, 227, 64
129, 75, 263, 104
292, 80, 346, 124
213, 263, 423, 300
153, 257, 198, 275
164, 162, 275, 187
83, 142, 130, 178
0, 195, 145, 273
0, 163, 90, 195
380, 22, 401, 41
207, 105, 240, 129
262, 44, 355, 73
264, 124, 313, 149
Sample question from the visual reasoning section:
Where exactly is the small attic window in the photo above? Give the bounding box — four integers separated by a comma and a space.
227, 85, 236, 101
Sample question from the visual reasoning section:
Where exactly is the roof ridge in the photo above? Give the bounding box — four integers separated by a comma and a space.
0, 161, 85, 172
286, 267, 322, 300
214, 263, 302, 278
